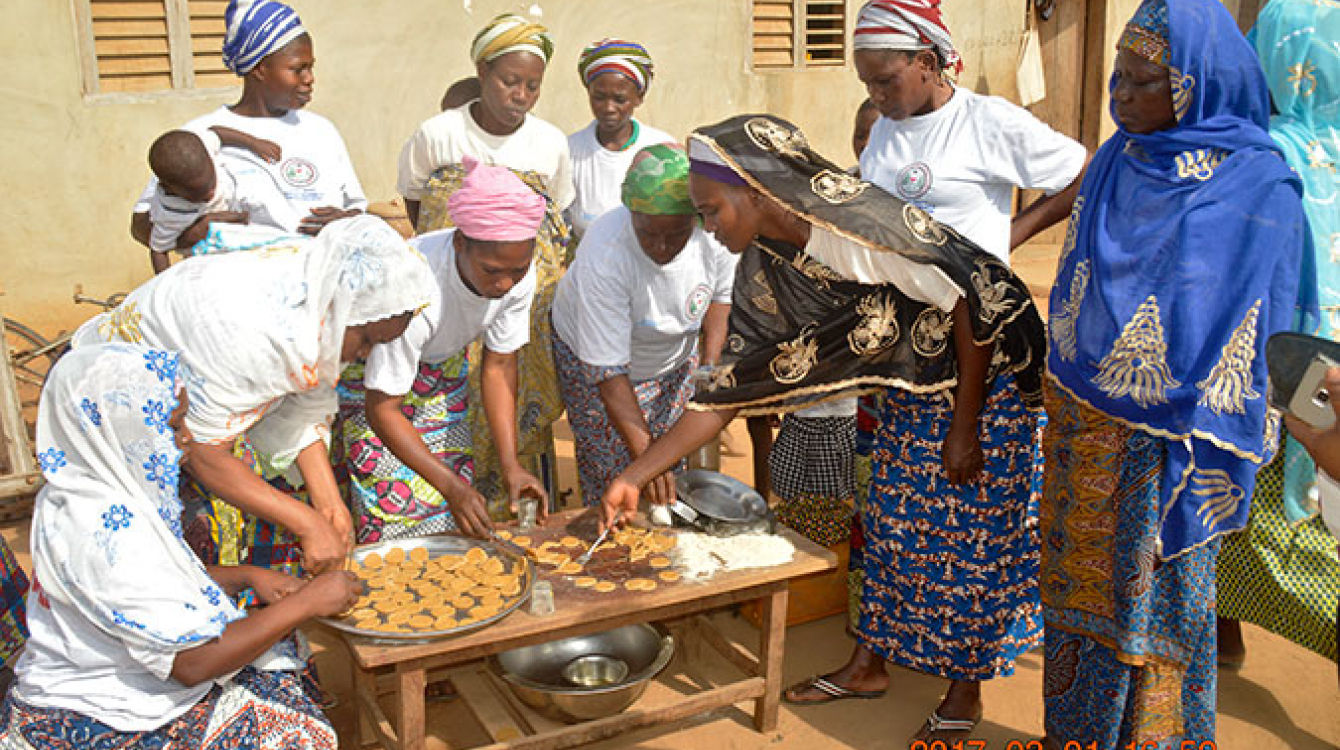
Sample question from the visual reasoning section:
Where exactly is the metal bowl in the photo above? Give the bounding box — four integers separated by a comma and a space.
490, 623, 674, 723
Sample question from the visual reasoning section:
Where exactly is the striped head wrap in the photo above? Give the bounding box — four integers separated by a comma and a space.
578, 39, 654, 93
472, 13, 554, 66
222, 0, 306, 76
853, 0, 963, 76
1117, 0, 1170, 67
622, 144, 693, 215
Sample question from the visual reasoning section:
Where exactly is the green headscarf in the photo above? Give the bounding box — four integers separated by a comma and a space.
620, 143, 693, 215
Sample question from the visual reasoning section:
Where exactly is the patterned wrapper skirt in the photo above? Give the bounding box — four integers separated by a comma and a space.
336, 354, 472, 543
857, 377, 1042, 682
770, 415, 856, 548
0, 537, 27, 667
0, 666, 333, 750
848, 392, 880, 630
181, 438, 309, 577
1041, 382, 1218, 747
552, 333, 695, 505
1217, 449, 1339, 660
419, 164, 569, 515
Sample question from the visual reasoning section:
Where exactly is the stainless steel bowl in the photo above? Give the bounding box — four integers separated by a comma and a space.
490, 623, 674, 723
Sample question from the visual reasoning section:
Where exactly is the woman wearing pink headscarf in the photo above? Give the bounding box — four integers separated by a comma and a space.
782, 0, 1088, 742
337, 158, 548, 540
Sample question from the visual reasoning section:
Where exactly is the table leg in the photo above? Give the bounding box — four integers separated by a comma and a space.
396, 660, 428, 750
753, 584, 788, 732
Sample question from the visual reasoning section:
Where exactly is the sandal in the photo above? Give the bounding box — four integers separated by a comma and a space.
913, 710, 980, 742
782, 675, 887, 705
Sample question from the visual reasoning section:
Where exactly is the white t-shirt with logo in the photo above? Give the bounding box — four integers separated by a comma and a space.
552, 207, 738, 383
362, 228, 536, 397
566, 120, 675, 236
859, 86, 1086, 262
397, 101, 574, 211
134, 107, 368, 234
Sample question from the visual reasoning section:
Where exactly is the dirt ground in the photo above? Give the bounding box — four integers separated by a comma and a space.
2, 243, 1336, 748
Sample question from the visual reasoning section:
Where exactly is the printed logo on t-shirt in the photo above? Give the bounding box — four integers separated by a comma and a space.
686, 284, 712, 320
281, 157, 320, 188
895, 162, 933, 200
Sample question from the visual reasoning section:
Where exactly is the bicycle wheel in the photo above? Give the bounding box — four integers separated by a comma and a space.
3, 318, 60, 436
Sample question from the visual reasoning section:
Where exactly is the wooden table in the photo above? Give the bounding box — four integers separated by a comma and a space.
332, 511, 837, 750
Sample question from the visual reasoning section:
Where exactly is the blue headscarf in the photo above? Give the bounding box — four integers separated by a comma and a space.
1253, 0, 1340, 524
1048, 0, 1312, 560
221, 0, 306, 76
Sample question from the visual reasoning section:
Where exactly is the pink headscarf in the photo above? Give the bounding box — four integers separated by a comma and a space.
853, 0, 963, 76
446, 156, 547, 241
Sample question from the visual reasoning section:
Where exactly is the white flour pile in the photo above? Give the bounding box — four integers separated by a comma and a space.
672, 531, 795, 580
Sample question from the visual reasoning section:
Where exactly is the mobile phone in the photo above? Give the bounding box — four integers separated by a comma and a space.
1286, 355, 1338, 431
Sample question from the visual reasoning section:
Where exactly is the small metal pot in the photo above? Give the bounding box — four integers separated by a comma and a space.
490, 623, 675, 723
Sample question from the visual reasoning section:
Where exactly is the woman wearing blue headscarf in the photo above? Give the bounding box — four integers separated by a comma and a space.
1217, 0, 1340, 669
1041, 0, 1309, 745
129, 0, 367, 271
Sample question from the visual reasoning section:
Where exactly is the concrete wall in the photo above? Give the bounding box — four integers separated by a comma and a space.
0, 0, 1030, 335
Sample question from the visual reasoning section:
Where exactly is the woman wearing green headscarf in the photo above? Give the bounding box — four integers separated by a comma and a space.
551, 144, 738, 504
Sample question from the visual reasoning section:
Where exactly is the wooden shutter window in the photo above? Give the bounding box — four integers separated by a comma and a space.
804, 1, 846, 66
90, 0, 173, 93
753, 0, 795, 69
77, 0, 232, 95
189, 0, 232, 89
753, 0, 848, 71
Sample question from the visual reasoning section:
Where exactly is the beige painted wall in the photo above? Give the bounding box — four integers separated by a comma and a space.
0, 0, 1029, 336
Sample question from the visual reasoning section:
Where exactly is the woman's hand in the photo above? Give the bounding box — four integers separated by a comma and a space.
298, 206, 360, 236
504, 465, 549, 520
298, 571, 362, 618
296, 510, 349, 575
246, 567, 304, 605
941, 420, 984, 486
643, 470, 677, 507
600, 478, 640, 532
445, 485, 494, 539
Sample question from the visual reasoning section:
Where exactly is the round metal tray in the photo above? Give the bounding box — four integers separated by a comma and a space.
319, 535, 534, 642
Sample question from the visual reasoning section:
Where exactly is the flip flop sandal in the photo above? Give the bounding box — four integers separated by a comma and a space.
915, 711, 979, 741
781, 676, 887, 705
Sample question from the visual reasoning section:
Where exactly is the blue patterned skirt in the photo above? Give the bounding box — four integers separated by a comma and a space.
0, 666, 334, 749
1041, 382, 1218, 747
857, 376, 1042, 681
552, 333, 696, 505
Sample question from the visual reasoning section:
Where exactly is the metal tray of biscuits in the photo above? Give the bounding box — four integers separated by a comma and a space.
319, 534, 534, 642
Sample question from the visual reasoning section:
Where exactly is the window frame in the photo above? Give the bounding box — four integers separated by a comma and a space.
71, 0, 236, 101
751, 0, 855, 73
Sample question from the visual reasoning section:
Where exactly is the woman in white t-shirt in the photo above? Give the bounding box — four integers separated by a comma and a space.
552, 145, 736, 505
781, 2, 1087, 742
395, 13, 572, 512
565, 39, 675, 238
340, 159, 549, 541
129, 0, 367, 273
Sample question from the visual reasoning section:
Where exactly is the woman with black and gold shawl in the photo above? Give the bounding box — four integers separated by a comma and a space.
599, 114, 1046, 742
